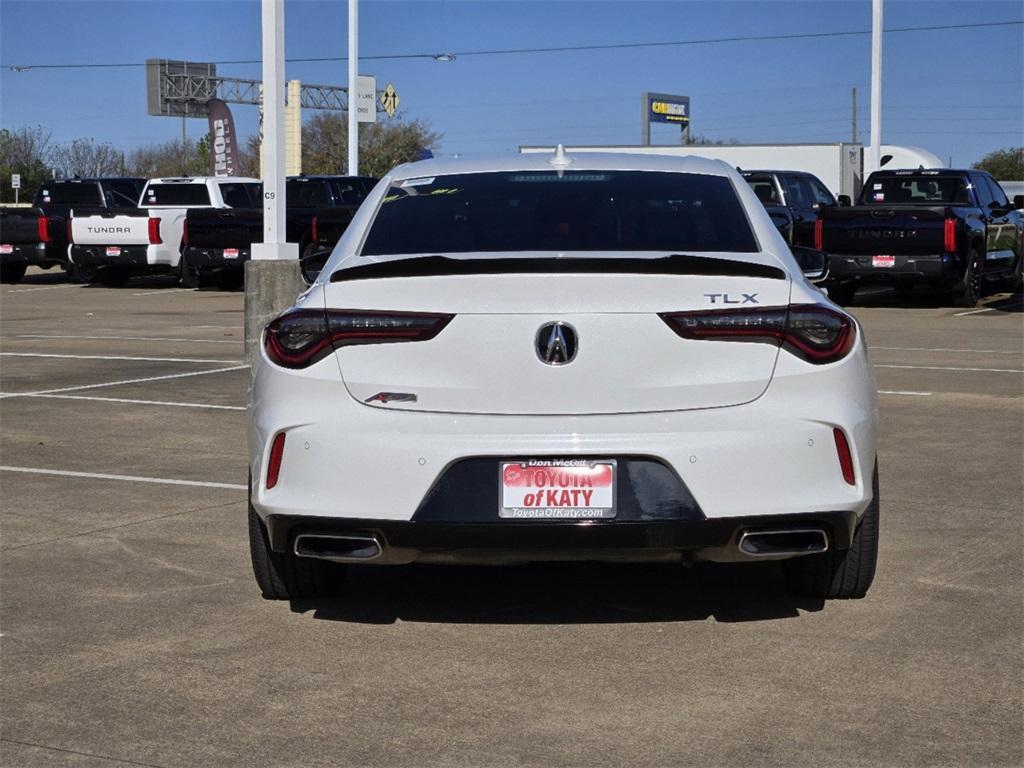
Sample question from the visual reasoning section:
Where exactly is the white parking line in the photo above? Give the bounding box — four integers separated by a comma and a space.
130, 288, 196, 297
874, 346, 1022, 355
878, 390, 933, 396
0, 465, 246, 490
0, 364, 248, 398
0, 352, 242, 364
13, 334, 242, 345
953, 300, 1024, 317
874, 364, 1023, 373
27, 394, 245, 410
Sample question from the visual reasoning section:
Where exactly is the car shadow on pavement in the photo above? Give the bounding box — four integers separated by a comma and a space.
845, 285, 1022, 311
289, 561, 824, 625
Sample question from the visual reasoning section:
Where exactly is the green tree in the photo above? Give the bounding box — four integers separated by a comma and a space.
301, 113, 441, 177
973, 146, 1024, 180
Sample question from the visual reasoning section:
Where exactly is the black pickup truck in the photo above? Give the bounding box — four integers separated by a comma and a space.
181, 175, 377, 288
819, 169, 1024, 306
741, 170, 846, 247
0, 177, 145, 283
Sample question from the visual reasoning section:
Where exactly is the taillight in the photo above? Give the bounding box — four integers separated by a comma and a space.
263, 309, 454, 369
182, 218, 189, 247
148, 218, 162, 245
833, 427, 856, 485
943, 218, 956, 252
37, 216, 51, 243
66, 218, 74, 244
266, 432, 286, 489
660, 304, 855, 365
311, 215, 318, 243
814, 218, 824, 251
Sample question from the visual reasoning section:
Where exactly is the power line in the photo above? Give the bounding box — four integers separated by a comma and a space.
6, 20, 1022, 71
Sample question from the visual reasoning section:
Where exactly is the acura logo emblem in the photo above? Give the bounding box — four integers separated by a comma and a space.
536, 322, 577, 365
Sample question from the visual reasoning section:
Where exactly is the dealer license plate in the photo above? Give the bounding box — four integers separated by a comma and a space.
0, 244, 12, 254
500, 460, 616, 519
872, 255, 895, 268
223, 248, 239, 259
106, 246, 122, 257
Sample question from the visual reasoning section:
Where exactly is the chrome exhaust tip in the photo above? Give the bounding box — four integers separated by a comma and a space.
293, 533, 383, 562
738, 528, 829, 558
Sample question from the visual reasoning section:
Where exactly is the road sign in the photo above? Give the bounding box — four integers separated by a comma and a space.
380, 83, 400, 118
356, 75, 377, 123
11, 174, 20, 189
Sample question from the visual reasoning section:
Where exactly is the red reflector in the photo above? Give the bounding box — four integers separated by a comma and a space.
814, 218, 824, 251
148, 218, 162, 245
37, 216, 51, 243
943, 218, 956, 252
311, 215, 318, 244
266, 432, 286, 490
833, 428, 856, 485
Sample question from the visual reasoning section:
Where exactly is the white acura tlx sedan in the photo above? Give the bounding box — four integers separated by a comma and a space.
248, 149, 879, 601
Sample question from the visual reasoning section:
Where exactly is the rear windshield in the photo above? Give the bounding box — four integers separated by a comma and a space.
861, 175, 971, 205
360, 171, 758, 256
743, 174, 781, 205
36, 182, 102, 206
218, 182, 262, 208
142, 184, 211, 207
104, 180, 144, 208
330, 179, 370, 205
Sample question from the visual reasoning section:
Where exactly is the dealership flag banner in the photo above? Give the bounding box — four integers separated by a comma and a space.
206, 99, 240, 177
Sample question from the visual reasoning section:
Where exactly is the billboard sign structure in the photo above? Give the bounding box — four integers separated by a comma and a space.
146, 59, 218, 118
641, 92, 690, 145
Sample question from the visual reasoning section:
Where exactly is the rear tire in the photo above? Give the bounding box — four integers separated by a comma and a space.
248, 491, 346, 600
0, 263, 27, 284
785, 463, 879, 600
96, 266, 132, 287
951, 246, 982, 308
180, 258, 202, 289
70, 264, 99, 284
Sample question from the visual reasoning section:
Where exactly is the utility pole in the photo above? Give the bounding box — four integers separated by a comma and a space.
348, 0, 359, 175
246, 0, 302, 367
851, 87, 858, 144
869, 0, 883, 174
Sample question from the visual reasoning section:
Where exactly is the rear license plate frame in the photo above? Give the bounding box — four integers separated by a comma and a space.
499, 459, 617, 520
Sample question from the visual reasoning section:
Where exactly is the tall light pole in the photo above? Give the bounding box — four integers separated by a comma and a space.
869, 0, 883, 174
348, 0, 359, 176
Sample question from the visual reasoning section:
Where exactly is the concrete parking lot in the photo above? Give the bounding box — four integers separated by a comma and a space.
1, 269, 1021, 767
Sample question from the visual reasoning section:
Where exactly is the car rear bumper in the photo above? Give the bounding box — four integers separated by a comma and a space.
265, 511, 858, 563
249, 327, 878, 529
70, 245, 150, 267
1, 243, 65, 267
827, 252, 959, 282
183, 246, 251, 269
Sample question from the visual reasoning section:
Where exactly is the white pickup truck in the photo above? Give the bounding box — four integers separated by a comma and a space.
68, 176, 261, 286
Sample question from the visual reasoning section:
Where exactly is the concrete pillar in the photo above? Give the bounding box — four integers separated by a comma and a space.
285, 79, 302, 176
244, 261, 307, 367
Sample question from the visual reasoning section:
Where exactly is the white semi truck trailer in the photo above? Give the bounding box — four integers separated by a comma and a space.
519, 143, 943, 201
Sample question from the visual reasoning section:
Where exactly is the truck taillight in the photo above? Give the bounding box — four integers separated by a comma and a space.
943, 218, 956, 252
182, 218, 189, 247
814, 218, 824, 251
263, 309, 454, 369
37, 216, 51, 243
660, 304, 856, 365
311, 215, 318, 243
148, 218, 162, 245
66, 218, 74, 244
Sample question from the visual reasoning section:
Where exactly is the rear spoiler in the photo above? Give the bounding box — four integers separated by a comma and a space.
330, 254, 785, 283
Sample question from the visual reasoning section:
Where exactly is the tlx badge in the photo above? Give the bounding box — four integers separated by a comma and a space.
704, 293, 759, 305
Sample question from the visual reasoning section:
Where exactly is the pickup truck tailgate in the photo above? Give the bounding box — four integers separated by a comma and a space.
822, 206, 947, 255
71, 211, 151, 245
185, 209, 261, 248
0, 209, 43, 245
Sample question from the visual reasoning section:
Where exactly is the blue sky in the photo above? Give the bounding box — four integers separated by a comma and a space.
1, 0, 1021, 167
